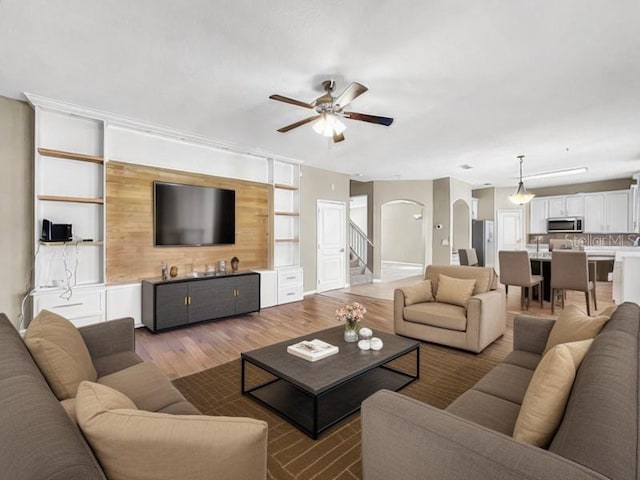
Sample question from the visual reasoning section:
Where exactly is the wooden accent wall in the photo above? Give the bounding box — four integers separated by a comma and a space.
106, 161, 272, 283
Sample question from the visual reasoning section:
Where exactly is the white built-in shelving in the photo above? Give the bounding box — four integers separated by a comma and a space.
32, 108, 106, 326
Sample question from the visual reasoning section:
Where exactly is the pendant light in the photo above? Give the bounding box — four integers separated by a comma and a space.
509, 155, 535, 205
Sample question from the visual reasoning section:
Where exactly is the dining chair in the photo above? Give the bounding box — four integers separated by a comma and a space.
551, 250, 597, 315
458, 248, 479, 266
498, 251, 544, 309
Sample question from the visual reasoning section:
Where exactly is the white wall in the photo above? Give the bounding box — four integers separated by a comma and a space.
106, 125, 269, 183
381, 201, 424, 264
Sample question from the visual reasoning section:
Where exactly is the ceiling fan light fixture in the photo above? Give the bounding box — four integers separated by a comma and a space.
312, 113, 346, 137
509, 155, 535, 205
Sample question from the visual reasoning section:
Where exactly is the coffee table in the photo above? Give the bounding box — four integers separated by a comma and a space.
241, 326, 419, 439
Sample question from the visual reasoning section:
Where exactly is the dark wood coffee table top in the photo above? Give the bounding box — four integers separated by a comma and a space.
241, 326, 419, 395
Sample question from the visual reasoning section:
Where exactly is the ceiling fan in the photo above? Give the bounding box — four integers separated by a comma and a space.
269, 80, 393, 143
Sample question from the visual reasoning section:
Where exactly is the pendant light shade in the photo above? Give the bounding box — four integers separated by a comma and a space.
509, 155, 535, 205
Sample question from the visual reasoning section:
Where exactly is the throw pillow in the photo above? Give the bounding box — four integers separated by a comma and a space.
75, 381, 268, 480
402, 280, 434, 306
544, 305, 612, 354
513, 339, 593, 447
24, 310, 97, 400
435, 274, 476, 308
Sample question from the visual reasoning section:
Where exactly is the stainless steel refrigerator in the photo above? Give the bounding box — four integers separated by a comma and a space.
472, 220, 495, 267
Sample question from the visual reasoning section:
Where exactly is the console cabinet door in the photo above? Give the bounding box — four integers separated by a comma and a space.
155, 283, 189, 330
209, 276, 237, 319
188, 278, 216, 324
235, 274, 260, 315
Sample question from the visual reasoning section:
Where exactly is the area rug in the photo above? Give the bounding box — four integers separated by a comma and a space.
173, 341, 507, 480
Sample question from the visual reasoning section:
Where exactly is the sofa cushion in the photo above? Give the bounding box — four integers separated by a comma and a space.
403, 302, 467, 331
92, 351, 143, 378
76, 381, 268, 480
98, 361, 196, 413
502, 350, 541, 371
445, 389, 521, 436
426, 265, 497, 295
24, 310, 98, 400
472, 363, 534, 405
544, 305, 611, 354
513, 339, 593, 447
435, 274, 476, 308
401, 280, 434, 306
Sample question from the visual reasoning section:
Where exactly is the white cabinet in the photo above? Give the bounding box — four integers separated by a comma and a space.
253, 269, 278, 308
606, 191, 630, 232
277, 267, 303, 304
547, 195, 583, 218
32, 286, 106, 327
584, 191, 630, 233
32, 107, 106, 326
529, 198, 548, 234
583, 193, 606, 232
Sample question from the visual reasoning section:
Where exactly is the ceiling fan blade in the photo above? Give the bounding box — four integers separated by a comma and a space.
277, 114, 321, 133
334, 82, 368, 110
343, 111, 394, 126
269, 94, 314, 109
333, 132, 345, 143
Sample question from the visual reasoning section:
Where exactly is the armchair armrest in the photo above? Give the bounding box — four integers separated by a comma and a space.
512, 315, 556, 355
78, 317, 135, 361
393, 288, 408, 332
362, 390, 607, 480
465, 289, 506, 352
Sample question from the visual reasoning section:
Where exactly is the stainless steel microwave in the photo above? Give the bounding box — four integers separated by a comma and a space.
547, 217, 583, 233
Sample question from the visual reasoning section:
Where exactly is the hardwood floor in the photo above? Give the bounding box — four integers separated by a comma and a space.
135, 281, 616, 380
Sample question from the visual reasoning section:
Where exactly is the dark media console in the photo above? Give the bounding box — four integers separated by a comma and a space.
141, 271, 260, 332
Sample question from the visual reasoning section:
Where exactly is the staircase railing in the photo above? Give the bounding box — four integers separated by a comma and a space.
349, 222, 374, 272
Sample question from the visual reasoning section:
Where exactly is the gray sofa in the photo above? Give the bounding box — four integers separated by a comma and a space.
0, 313, 267, 479
362, 302, 640, 480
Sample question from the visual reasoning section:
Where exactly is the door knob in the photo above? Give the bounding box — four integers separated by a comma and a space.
340, 248, 345, 252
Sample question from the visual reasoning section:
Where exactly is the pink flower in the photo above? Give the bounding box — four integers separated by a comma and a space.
336, 302, 367, 323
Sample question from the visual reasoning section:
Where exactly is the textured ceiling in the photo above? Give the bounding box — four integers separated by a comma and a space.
1, 0, 639, 187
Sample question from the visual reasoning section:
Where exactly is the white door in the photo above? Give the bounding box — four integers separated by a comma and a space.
496, 209, 524, 271
317, 200, 347, 292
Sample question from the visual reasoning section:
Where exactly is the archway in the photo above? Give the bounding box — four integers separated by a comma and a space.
380, 200, 425, 281
452, 199, 471, 263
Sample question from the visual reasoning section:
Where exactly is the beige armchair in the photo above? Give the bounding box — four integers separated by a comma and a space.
394, 265, 506, 353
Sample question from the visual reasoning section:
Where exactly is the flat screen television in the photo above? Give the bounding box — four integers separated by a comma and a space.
154, 181, 235, 246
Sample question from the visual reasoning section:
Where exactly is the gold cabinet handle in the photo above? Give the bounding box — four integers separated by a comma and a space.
184, 296, 187, 305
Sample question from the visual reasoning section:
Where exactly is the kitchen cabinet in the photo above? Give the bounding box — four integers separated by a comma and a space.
142, 271, 260, 332
529, 198, 548, 234
583, 191, 630, 233
547, 195, 584, 218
